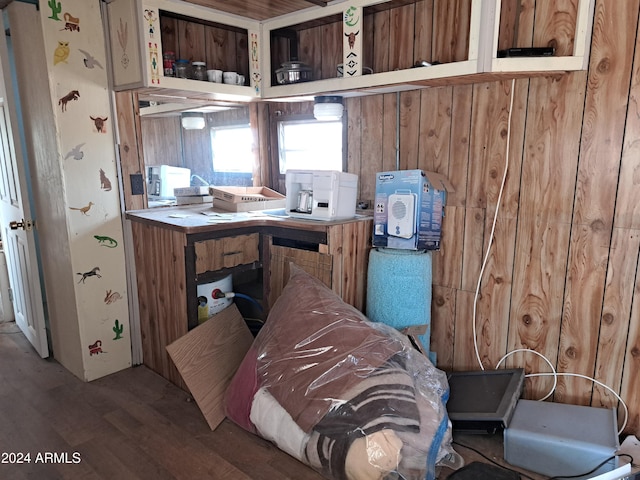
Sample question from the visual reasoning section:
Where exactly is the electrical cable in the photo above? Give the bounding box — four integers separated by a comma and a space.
472, 78, 515, 372
496, 349, 557, 401
470, 78, 629, 436
454, 444, 635, 480
452, 441, 538, 480
546, 453, 633, 480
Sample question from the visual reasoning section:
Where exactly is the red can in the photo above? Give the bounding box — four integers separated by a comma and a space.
163, 51, 175, 77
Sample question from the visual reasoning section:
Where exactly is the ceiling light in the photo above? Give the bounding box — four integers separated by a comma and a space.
314, 96, 343, 121
181, 112, 206, 130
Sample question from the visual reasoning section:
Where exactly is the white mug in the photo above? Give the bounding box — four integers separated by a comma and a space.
223, 71, 237, 84
207, 69, 222, 83
236, 74, 245, 86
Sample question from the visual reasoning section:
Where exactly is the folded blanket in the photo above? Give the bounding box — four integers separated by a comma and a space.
225, 265, 458, 480
250, 387, 308, 461
253, 268, 403, 433
305, 354, 421, 480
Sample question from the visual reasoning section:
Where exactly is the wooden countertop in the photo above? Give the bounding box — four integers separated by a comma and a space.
125, 204, 372, 235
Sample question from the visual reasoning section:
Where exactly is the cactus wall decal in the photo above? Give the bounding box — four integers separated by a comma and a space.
113, 319, 124, 340
48, 0, 62, 21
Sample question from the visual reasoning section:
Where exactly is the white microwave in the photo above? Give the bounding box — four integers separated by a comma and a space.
147, 165, 190, 200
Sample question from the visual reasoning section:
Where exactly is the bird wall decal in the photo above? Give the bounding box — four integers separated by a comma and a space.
78, 49, 104, 69
53, 40, 70, 65
64, 143, 85, 160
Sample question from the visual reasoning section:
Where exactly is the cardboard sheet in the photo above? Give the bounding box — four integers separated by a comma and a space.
166, 304, 253, 430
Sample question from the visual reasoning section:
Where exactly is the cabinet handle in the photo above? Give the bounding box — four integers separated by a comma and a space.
223, 251, 242, 256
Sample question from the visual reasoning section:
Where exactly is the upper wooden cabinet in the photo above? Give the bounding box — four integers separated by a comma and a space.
105, 0, 261, 103
261, 0, 596, 99
105, 0, 595, 102
490, 0, 594, 73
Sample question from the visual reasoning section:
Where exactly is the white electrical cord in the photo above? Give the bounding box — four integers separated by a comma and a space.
496, 349, 557, 401
471, 79, 515, 372
471, 79, 628, 435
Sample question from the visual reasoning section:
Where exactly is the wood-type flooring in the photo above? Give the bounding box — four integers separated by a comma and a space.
0, 322, 546, 479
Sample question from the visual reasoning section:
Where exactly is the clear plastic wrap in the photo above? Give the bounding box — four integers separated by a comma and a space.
225, 264, 460, 480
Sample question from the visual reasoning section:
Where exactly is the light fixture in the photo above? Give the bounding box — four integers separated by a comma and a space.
181, 112, 206, 130
313, 95, 343, 121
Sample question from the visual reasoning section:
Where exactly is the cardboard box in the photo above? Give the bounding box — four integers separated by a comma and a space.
176, 195, 214, 205
174, 186, 211, 197
209, 186, 286, 212
373, 170, 453, 250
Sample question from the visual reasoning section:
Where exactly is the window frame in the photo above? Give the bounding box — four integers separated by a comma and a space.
269, 111, 348, 191
209, 123, 254, 174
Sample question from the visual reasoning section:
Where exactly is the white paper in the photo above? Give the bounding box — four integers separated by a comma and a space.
200, 211, 234, 218
588, 463, 631, 480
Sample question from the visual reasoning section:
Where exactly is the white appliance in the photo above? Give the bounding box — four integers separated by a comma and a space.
285, 170, 358, 221
147, 165, 191, 200
388, 192, 417, 238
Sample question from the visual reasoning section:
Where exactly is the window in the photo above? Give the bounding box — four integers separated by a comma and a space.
210, 125, 253, 173
278, 118, 344, 174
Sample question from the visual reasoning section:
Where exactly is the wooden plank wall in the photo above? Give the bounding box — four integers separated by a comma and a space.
255, 0, 640, 437
333, 0, 640, 435
129, 0, 640, 434
159, 15, 249, 78
115, 92, 147, 211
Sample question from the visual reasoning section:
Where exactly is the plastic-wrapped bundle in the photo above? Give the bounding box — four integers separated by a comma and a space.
225, 265, 460, 480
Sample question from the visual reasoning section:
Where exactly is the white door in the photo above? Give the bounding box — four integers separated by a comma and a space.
0, 26, 49, 357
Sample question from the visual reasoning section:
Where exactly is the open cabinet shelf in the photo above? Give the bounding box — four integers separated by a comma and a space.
106, 0, 260, 101
261, 0, 595, 100
107, 0, 595, 103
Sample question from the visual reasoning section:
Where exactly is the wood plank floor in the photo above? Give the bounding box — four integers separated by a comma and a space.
0, 322, 546, 480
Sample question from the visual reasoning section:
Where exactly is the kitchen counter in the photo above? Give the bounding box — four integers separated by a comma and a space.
125, 204, 372, 235
126, 204, 374, 387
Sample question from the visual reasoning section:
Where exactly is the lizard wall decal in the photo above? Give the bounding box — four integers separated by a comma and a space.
94, 235, 118, 248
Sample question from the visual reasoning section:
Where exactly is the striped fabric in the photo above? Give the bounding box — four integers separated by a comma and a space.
305, 354, 421, 480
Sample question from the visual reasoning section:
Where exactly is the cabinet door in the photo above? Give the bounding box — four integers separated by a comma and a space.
107, 0, 145, 89
268, 244, 332, 308
195, 233, 259, 274
106, 0, 260, 96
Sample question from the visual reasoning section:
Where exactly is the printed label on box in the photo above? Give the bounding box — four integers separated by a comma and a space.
373, 169, 449, 250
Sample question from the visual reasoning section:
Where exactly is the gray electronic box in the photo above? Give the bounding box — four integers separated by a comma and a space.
504, 399, 620, 478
